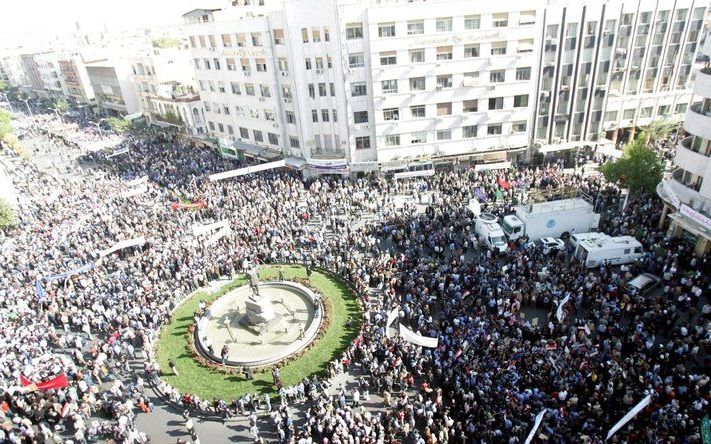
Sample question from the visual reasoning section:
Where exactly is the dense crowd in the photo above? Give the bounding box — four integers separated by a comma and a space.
0, 110, 708, 443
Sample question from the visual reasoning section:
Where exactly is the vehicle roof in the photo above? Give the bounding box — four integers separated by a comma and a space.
627, 273, 660, 288
579, 236, 642, 251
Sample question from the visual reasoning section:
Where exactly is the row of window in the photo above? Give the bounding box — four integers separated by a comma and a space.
207, 122, 280, 146
352, 96, 528, 124
198, 80, 292, 100
373, 41, 533, 67
300, 27, 331, 43
204, 102, 279, 122
379, 122, 527, 147
345, 11, 536, 41
194, 57, 274, 73
310, 109, 338, 123
603, 102, 687, 121
307, 82, 337, 99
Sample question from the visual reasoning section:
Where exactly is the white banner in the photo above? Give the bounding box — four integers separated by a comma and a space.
679, 204, 711, 231
125, 176, 149, 187
204, 226, 230, 247
107, 147, 129, 158
208, 160, 286, 182
385, 308, 398, 338
99, 237, 146, 257
120, 183, 148, 198
556, 295, 570, 323
399, 324, 438, 348
524, 409, 548, 444
393, 169, 435, 180
662, 180, 680, 208
192, 220, 229, 237
606, 394, 651, 441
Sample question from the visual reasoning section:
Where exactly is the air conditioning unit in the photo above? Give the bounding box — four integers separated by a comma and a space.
281, 71, 288, 76
487, 85, 496, 91
244, 71, 251, 76
316, 69, 322, 74
272, 123, 279, 128
259, 97, 265, 102
435, 86, 443, 90
284, 98, 292, 103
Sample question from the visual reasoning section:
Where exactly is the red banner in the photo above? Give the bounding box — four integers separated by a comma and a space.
497, 177, 511, 190
20, 373, 69, 390
171, 200, 206, 210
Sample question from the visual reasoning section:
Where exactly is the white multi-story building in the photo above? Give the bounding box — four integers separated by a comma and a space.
58, 53, 96, 106
657, 32, 711, 256
533, 0, 708, 158
85, 57, 140, 116
33, 52, 67, 100
0, 53, 31, 93
129, 46, 206, 135
184, 0, 708, 175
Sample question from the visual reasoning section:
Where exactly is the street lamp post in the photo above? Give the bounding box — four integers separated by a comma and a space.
48, 107, 61, 119
22, 98, 32, 116
0, 92, 14, 112
90, 118, 107, 137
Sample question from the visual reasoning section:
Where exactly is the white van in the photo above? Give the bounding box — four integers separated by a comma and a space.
574, 236, 643, 268
570, 232, 609, 252
475, 213, 509, 252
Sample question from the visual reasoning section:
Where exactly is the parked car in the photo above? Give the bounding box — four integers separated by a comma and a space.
526, 237, 566, 254
624, 273, 661, 295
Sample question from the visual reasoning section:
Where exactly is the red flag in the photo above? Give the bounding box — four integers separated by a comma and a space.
497, 177, 511, 190
20, 374, 69, 390
171, 200, 206, 210
19, 374, 32, 387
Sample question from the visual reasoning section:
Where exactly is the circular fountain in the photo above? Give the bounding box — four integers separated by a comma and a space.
194, 269, 323, 367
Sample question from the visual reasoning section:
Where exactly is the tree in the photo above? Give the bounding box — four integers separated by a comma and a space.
599, 132, 663, 195
55, 99, 69, 113
105, 116, 131, 133
152, 37, 182, 48
0, 197, 16, 230
644, 118, 676, 146
0, 108, 12, 140
0, 79, 8, 92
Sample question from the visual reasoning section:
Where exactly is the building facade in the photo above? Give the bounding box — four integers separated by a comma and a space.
33, 52, 67, 100
129, 46, 207, 135
184, 0, 709, 174
58, 54, 96, 106
85, 58, 140, 116
533, 0, 708, 157
657, 32, 711, 256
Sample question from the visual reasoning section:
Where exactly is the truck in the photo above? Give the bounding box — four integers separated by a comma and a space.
474, 213, 509, 252
574, 235, 643, 268
501, 198, 600, 242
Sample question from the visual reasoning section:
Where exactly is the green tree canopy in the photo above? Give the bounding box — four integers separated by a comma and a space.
599, 132, 663, 195
105, 116, 131, 133
0, 108, 13, 140
152, 37, 182, 48
0, 197, 16, 230
54, 99, 69, 113
644, 118, 676, 145
0, 80, 8, 92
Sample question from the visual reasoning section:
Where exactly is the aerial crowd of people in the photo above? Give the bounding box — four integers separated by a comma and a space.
0, 107, 708, 443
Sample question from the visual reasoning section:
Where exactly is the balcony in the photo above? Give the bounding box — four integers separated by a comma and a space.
663, 169, 711, 215
693, 67, 711, 97
684, 104, 711, 140
676, 136, 710, 177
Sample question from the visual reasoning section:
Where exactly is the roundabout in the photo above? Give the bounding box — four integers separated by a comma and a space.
154, 265, 360, 400
194, 279, 323, 367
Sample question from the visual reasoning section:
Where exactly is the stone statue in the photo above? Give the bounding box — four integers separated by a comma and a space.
247, 267, 260, 296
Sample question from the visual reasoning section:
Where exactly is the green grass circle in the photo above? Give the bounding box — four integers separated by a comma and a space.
154, 265, 361, 400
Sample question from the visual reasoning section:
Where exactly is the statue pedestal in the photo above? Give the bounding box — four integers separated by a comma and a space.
245, 291, 275, 325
